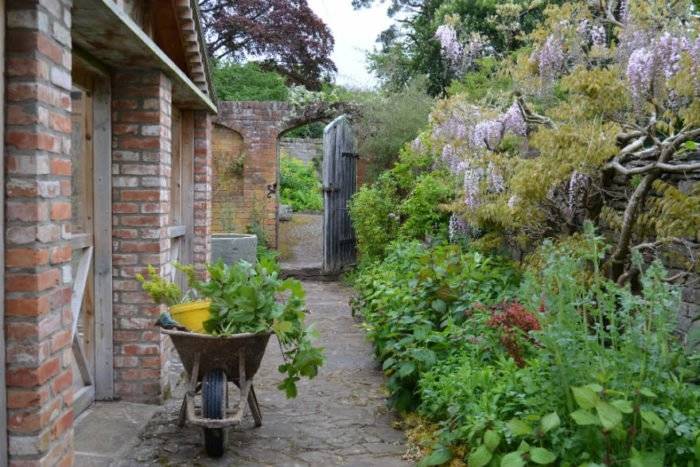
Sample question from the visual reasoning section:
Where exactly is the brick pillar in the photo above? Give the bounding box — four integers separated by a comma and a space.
4, 1, 75, 465
111, 71, 172, 404
192, 111, 212, 280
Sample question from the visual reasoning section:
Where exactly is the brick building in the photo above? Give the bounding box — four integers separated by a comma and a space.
1, 1, 217, 464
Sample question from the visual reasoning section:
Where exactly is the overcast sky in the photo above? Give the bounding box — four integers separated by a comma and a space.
308, 0, 393, 89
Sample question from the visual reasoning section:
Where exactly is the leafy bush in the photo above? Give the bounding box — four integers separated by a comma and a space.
279, 154, 323, 212
352, 78, 434, 179
353, 226, 700, 466
213, 61, 288, 101
352, 240, 520, 410
349, 146, 455, 262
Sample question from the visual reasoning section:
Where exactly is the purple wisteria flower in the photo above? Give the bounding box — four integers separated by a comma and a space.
486, 163, 505, 193
463, 165, 484, 209
471, 120, 504, 150
441, 144, 467, 174
626, 47, 655, 105
501, 102, 527, 137
435, 24, 463, 64
537, 35, 565, 83
448, 214, 470, 242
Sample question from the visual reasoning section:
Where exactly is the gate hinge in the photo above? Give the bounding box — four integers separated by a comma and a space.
341, 152, 359, 159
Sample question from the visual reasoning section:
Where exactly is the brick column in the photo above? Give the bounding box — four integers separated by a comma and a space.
192, 111, 212, 279
111, 71, 172, 404
4, 1, 75, 465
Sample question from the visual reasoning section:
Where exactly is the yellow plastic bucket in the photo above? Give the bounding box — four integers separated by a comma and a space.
170, 300, 211, 333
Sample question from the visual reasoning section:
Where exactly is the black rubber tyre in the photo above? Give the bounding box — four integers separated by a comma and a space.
202, 369, 226, 458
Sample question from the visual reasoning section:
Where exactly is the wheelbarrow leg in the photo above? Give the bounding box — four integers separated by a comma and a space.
248, 385, 262, 427
177, 398, 187, 428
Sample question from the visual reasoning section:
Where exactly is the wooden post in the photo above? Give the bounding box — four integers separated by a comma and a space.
85, 67, 115, 401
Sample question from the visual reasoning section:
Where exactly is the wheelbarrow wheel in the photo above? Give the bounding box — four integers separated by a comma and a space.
202, 369, 226, 458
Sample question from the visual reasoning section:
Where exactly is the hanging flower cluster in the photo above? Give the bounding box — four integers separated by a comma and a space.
435, 24, 463, 65
435, 21, 494, 74
624, 33, 700, 107
535, 34, 565, 84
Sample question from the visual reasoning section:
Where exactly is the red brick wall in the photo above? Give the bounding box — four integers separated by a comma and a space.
4, 1, 75, 465
193, 111, 212, 280
111, 70, 173, 404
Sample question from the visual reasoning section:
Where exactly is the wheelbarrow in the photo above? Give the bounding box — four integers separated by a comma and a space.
162, 329, 272, 458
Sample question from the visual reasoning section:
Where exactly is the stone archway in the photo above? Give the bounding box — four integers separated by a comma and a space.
214, 101, 348, 247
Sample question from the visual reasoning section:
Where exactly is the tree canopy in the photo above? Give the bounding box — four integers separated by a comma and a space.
199, 0, 336, 90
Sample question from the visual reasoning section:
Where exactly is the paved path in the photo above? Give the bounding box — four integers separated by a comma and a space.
278, 213, 323, 271
118, 281, 410, 466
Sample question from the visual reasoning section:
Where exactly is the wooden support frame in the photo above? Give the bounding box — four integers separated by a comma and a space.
71, 53, 114, 402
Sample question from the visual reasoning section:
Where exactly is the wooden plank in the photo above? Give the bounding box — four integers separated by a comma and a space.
72, 336, 93, 386
0, 0, 7, 461
71, 232, 92, 250
92, 77, 114, 400
167, 224, 187, 239
73, 385, 95, 417
71, 246, 94, 339
180, 111, 195, 290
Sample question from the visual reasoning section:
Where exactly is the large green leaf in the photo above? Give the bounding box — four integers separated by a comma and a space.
501, 452, 526, 467
467, 445, 493, 467
419, 446, 452, 466
484, 430, 501, 451
629, 449, 664, 467
570, 409, 599, 426
641, 410, 666, 435
540, 412, 560, 433
571, 386, 599, 410
529, 447, 557, 465
595, 401, 623, 431
507, 419, 533, 436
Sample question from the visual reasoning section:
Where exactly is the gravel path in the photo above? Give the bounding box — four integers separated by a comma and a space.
278, 213, 323, 270
120, 281, 410, 466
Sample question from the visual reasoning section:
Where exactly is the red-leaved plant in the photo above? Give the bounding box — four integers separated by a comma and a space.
486, 302, 541, 366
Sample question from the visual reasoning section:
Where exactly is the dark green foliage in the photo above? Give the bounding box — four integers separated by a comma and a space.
352, 225, 700, 465
279, 154, 323, 212
349, 144, 455, 261
352, 241, 520, 410
213, 62, 289, 102
353, 79, 434, 176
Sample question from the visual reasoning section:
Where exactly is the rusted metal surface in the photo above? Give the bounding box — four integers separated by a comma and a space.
163, 330, 271, 430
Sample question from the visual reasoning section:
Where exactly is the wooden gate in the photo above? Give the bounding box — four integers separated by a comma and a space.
322, 116, 357, 273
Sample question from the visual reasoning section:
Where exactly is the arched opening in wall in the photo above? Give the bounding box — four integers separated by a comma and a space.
276, 121, 328, 271
211, 124, 245, 234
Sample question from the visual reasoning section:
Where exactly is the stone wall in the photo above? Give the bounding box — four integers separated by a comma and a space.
279, 138, 322, 165
4, 1, 75, 465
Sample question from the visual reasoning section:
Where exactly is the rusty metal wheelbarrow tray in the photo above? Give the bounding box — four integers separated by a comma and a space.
162, 329, 272, 431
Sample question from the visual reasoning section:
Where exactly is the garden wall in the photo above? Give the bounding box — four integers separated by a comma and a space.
279, 137, 322, 164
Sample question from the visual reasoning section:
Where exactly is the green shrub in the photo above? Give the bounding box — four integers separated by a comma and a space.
279, 154, 323, 212
352, 226, 700, 466
352, 240, 520, 410
213, 62, 288, 101
349, 146, 455, 262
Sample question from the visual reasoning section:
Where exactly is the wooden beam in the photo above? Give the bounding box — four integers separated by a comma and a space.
92, 77, 114, 400
167, 224, 187, 239
71, 247, 93, 339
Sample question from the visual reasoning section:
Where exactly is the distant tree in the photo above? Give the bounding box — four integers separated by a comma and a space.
199, 0, 337, 90
356, 0, 562, 95
212, 62, 289, 101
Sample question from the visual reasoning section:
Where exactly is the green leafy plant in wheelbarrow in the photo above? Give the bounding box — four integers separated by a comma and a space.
137, 258, 324, 457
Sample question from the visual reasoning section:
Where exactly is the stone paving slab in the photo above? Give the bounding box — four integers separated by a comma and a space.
74, 401, 160, 466
116, 281, 411, 466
